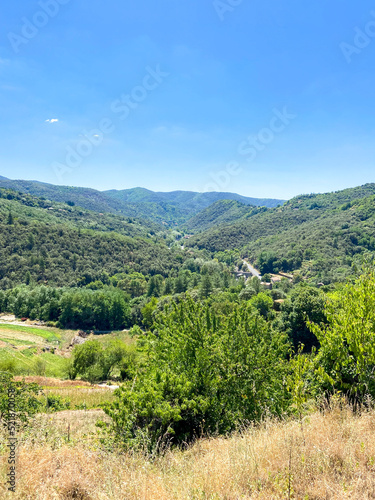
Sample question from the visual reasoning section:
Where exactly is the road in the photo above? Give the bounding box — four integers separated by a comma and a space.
242, 260, 262, 279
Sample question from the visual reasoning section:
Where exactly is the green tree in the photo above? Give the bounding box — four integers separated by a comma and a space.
309, 269, 375, 399
280, 285, 326, 352
141, 297, 158, 329
102, 298, 290, 449
200, 274, 213, 298
72, 340, 103, 380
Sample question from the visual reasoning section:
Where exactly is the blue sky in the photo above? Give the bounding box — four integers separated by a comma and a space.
1, 0, 375, 199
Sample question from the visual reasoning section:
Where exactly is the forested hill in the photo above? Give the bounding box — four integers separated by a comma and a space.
0, 178, 283, 226
183, 199, 269, 233
0, 188, 191, 289
0, 188, 161, 237
186, 183, 375, 284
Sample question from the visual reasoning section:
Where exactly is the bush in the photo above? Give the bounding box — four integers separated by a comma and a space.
45, 394, 71, 412
102, 297, 290, 450
0, 359, 17, 374
32, 357, 47, 376
0, 372, 42, 429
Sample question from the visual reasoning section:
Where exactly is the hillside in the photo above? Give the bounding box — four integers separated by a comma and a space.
1, 402, 373, 500
0, 188, 161, 238
183, 199, 268, 233
186, 183, 375, 283
0, 178, 284, 226
0, 188, 189, 288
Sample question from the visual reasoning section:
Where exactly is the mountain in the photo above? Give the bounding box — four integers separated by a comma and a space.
104, 187, 282, 209
0, 187, 161, 238
0, 176, 9, 180
183, 199, 268, 233
0, 178, 284, 226
0, 187, 189, 289
186, 183, 375, 284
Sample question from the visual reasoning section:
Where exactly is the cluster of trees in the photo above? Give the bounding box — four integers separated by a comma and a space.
102, 297, 290, 448
99, 267, 375, 450
69, 339, 138, 383
0, 286, 131, 330
0, 215, 191, 289
183, 199, 267, 233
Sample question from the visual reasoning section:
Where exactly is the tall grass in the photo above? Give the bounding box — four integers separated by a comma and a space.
1, 398, 375, 499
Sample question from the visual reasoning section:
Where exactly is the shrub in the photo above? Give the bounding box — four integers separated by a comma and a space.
102, 297, 290, 450
0, 372, 42, 429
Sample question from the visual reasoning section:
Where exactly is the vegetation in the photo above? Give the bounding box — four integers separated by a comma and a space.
2, 181, 375, 497
0, 372, 42, 429
186, 183, 375, 284
102, 297, 290, 448
0, 180, 283, 226
1, 400, 375, 499
182, 199, 267, 232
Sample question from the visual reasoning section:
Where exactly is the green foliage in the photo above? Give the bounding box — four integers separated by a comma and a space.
249, 292, 273, 318
187, 184, 375, 284
59, 288, 131, 330
72, 339, 138, 382
309, 268, 375, 399
279, 285, 327, 351
0, 182, 282, 227
141, 297, 158, 330
44, 394, 71, 412
72, 341, 103, 379
0, 285, 132, 331
183, 200, 267, 233
0, 373, 42, 429
0, 188, 198, 289
102, 297, 290, 449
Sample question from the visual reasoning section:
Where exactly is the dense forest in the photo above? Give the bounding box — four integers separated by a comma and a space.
0, 178, 283, 226
186, 183, 375, 284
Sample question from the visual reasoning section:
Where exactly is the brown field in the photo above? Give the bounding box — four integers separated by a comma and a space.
13, 376, 95, 387
1, 399, 375, 499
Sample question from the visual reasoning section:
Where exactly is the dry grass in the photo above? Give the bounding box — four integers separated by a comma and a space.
1, 400, 375, 499
43, 386, 116, 408
13, 376, 95, 387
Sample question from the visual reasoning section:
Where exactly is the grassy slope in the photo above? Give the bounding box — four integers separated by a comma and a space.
0, 323, 135, 379
0, 400, 373, 499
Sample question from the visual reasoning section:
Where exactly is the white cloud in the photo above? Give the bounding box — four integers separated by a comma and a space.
45, 118, 59, 123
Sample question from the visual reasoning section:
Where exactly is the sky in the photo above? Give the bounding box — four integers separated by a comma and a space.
0, 0, 375, 200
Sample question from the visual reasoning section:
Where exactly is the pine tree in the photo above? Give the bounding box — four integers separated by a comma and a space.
200, 274, 213, 298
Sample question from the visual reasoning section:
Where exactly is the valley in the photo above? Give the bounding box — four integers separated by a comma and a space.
1, 180, 375, 499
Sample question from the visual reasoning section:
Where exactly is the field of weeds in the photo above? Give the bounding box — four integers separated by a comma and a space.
1, 399, 375, 499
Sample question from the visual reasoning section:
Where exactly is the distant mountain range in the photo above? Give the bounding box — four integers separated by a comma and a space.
0, 178, 284, 226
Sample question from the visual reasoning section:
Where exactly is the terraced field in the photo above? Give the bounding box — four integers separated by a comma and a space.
0, 324, 61, 346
